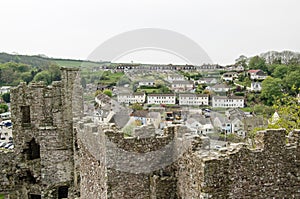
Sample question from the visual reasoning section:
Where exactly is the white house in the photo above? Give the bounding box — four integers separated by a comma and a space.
179, 93, 209, 106
171, 80, 194, 92
117, 92, 146, 104
0, 112, 11, 120
248, 70, 267, 80
198, 78, 218, 85
231, 118, 245, 137
146, 112, 161, 128
138, 80, 155, 87
0, 86, 11, 95
166, 74, 185, 82
212, 116, 232, 134
221, 72, 238, 81
234, 65, 245, 72
95, 93, 111, 106
147, 93, 176, 105
212, 95, 244, 108
186, 117, 214, 135
211, 83, 231, 93
250, 82, 262, 92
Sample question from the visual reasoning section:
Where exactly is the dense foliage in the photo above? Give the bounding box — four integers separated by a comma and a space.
243, 54, 300, 105
0, 62, 61, 86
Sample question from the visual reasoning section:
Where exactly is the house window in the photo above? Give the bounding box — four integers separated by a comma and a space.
21, 106, 31, 124
58, 186, 69, 199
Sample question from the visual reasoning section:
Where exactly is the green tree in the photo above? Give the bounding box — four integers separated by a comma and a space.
284, 70, 300, 94
2, 93, 10, 103
268, 95, 300, 133
0, 104, 8, 113
21, 71, 33, 83
48, 63, 61, 82
260, 77, 283, 105
103, 89, 112, 97
33, 71, 51, 85
272, 65, 288, 79
248, 56, 267, 72
131, 103, 143, 111
235, 55, 247, 67
94, 90, 102, 97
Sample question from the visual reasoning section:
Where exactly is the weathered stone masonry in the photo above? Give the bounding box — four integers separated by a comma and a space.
0, 68, 80, 198
0, 67, 299, 198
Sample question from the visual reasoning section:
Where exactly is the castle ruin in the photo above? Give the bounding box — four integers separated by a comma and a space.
0, 68, 299, 198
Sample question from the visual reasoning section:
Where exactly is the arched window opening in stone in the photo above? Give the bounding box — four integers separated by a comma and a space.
21, 105, 31, 125
26, 138, 40, 160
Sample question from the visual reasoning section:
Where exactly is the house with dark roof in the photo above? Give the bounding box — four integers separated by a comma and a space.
221, 72, 238, 81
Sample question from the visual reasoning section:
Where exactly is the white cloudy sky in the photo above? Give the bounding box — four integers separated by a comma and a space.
0, 0, 299, 65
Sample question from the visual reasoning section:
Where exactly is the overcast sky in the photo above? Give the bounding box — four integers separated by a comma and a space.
0, 0, 299, 65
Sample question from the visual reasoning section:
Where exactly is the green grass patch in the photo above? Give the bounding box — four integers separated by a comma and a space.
137, 88, 161, 94
0, 194, 5, 199
235, 80, 251, 88
53, 59, 108, 68
240, 107, 253, 112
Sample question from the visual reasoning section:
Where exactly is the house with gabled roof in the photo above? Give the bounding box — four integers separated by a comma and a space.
198, 78, 218, 85
250, 82, 262, 92
248, 69, 267, 80
231, 118, 245, 137
210, 83, 231, 93
166, 74, 185, 83
171, 80, 194, 92
222, 72, 238, 81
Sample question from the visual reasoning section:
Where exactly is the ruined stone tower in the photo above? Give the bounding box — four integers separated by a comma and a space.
2, 68, 81, 198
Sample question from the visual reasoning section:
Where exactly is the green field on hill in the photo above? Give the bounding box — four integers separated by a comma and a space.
53, 59, 109, 68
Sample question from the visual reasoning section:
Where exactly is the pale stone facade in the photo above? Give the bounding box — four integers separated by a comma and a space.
171, 80, 194, 92
147, 94, 176, 105
178, 93, 208, 106
212, 95, 244, 108
117, 92, 146, 104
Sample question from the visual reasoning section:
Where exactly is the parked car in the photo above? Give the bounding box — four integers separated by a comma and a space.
4, 143, 13, 149
0, 142, 6, 147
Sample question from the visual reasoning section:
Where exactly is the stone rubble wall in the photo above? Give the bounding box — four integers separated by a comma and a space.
199, 129, 300, 198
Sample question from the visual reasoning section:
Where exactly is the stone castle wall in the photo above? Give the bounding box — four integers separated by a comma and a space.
179, 129, 300, 199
